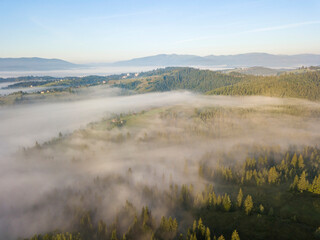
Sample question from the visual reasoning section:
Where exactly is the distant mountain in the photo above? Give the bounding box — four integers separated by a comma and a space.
0, 57, 81, 71
112, 54, 205, 66
112, 53, 320, 68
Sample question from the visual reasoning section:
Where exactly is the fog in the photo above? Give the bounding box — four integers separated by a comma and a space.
0, 84, 68, 96
1, 88, 320, 239
0, 65, 231, 78
0, 66, 161, 78
0, 88, 196, 156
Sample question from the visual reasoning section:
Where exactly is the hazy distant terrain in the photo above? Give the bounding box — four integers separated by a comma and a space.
1, 53, 320, 73
0, 57, 81, 71
112, 53, 320, 68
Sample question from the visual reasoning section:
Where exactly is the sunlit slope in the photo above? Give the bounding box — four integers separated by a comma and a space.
2, 67, 320, 106
208, 71, 320, 100
113, 67, 246, 93
115, 67, 320, 101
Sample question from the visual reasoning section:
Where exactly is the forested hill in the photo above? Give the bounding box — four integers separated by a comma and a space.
2, 67, 320, 102
207, 71, 320, 100
117, 67, 320, 101
138, 67, 248, 92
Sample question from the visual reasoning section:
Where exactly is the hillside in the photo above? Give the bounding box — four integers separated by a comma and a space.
221, 66, 287, 76
0, 57, 81, 71
113, 67, 320, 101
2, 67, 320, 103
208, 71, 320, 100
133, 67, 248, 92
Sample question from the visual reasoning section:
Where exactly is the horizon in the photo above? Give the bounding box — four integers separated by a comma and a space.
1, 0, 320, 63
1, 52, 320, 65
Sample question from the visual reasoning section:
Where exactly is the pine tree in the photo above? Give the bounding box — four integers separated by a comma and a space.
244, 195, 253, 215
291, 153, 298, 168
217, 235, 225, 240
297, 171, 309, 192
268, 166, 279, 184
205, 227, 211, 240
231, 230, 240, 240
222, 194, 231, 212
310, 175, 320, 194
290, 175, 299, 191
172, 218, 178, 232
298, 154, 305, 169
259, 204, 264, 214
237, 188, 243, 208
217, 195, 222, 206
198, 218, 206, 236
193, 220, 197, 232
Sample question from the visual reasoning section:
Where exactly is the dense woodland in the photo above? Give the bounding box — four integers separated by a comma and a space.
143, 68, 246, 92
23, 144, 320, 240
105, 67, 320, 100
210, 71, 320, 100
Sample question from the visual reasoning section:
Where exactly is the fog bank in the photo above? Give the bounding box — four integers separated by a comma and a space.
1, 88, 320, 239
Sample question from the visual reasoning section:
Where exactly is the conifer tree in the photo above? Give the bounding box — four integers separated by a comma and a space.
259, 204, 264, 214
231, 230, 240, 240
217, 235, 225, 240
193, 220, 197, 232
268, 166, 279, 184
298, 154, 305, 169
237, 188, 243, 208
291, 153, 298, 168
297, 171, 309, 192
290, 175, 299, 190
222, 194, 231, 212
198, 218, 205, 236
311, 175, 320, 194
205, 227, 211, 240
244, 195, 253, 215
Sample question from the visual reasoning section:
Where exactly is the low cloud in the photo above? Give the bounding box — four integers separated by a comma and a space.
1, 87, 320, 239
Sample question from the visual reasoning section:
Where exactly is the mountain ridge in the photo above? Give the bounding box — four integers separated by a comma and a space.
111, 53, 320, 68
1, 53, 320, 71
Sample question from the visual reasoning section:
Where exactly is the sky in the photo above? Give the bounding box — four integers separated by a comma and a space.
0, 0, 320, 63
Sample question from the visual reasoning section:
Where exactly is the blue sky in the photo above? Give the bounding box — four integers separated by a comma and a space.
1, 0, 320, 63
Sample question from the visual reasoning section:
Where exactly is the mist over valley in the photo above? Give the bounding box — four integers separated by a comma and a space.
1, 1, 320, 239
